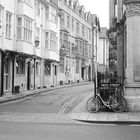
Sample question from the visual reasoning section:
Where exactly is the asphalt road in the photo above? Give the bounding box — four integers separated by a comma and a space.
0, 84, 94, 113
0, 121, 140, 140
0, 84, 140, 140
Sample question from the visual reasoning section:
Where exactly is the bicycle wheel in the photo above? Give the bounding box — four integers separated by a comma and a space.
86, 97, 100, 113
110, 95, 126, 112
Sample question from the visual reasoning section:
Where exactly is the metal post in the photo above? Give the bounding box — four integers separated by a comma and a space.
95, 29, 98, 96
34, 58, 36, 90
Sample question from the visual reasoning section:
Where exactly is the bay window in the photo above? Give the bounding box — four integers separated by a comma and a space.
17, 16, 32, 43
45, 32, 49, 49
50, 32, 57, 50
45, 31, 58, 51
6, 11, 12, 39
45, 5, 57, 24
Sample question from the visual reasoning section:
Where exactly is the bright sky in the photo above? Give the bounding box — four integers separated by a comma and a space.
79, 0, 109, 28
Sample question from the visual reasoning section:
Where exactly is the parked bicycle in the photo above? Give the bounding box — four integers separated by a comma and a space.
86, 83, 127, 113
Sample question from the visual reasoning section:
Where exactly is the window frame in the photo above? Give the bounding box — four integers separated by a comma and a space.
6, 11, 12, 39
67, 15, 70, 29
16, 58, 25, 75
76, 21, 79, 34
17, 16, 32, 43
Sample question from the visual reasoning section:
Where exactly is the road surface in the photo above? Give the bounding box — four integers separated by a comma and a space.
0, 84, 140, 140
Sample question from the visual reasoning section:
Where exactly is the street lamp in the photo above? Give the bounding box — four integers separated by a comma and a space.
33, 40, 40, 90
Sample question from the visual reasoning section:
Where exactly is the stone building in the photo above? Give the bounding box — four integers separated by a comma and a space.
98, 27, 109, 74
0, 0, 101, 96
58, 0, 100, 84
109, 0, 140, 111
0, 0, 60, 96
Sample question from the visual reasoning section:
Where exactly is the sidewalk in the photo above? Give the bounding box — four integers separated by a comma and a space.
71, 112, 140, 124
0, 81, 93, 104
70, 93, 140, 124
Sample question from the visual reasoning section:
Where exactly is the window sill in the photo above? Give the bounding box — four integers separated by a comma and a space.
16, 39, 33, 44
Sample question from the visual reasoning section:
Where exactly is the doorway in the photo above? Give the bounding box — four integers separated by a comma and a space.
27, 62, 31, 90
81, 67, 84, 80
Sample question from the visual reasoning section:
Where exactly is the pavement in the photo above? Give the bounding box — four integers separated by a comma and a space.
70, 91, 140, 124
0, 81, 140, 125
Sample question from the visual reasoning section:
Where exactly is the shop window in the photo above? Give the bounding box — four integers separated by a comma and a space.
44, 62, 51, 75
36, 62, 39, 75
16, 59, 25, 74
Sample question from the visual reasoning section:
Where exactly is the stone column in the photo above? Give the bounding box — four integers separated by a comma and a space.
117, 22, 124, 77
123, 0, 140, 111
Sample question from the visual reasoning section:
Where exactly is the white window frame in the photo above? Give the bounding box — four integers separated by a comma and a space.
60, 12, 65, 26
17, 16, 32, 43
0, 6, 4, 36
72, 18, 74, 31
67, 15, 70, 29
16, 58, 25, 75
17, 17, 22, 40
45, 5, 49, 21
45, 32, 49, 49
50, 6, 57, 24
45, 31, 58, 51
6, 11, 12, 39
50, 31, 57, 51
76, 21, 79, 34
82, 25, 85, 37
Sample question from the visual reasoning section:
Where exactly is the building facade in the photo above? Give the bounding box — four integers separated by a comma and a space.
109, 0, 140, 111
58, 0, 95, 84
0, 0, 101, 96
98, 27, 109, 74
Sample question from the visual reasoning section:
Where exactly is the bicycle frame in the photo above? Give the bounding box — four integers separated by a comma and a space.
96, 93, 119, 109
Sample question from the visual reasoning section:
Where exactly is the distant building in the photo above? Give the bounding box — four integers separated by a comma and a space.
98, 27, 109, 74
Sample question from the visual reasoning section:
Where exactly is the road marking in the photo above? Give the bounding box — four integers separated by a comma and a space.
59, 103, 69, 114
130, 125, 140, 127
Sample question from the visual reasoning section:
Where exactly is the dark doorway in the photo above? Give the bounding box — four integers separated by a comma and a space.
88, 65, 91, 81
82, 67, 84, 80
27, 62, 31, 90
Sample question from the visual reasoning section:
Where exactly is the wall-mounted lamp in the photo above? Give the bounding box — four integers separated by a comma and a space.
34, 40, 40, 47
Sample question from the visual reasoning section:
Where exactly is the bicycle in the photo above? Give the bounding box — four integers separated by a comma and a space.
86, 86, 126, 113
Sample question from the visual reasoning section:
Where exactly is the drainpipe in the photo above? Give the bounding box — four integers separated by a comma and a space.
12, 56, 15, 93
34, 57, 36, 90
0, 51, 4, 97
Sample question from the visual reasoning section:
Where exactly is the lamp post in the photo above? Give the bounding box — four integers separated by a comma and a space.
33, 40, 40, 90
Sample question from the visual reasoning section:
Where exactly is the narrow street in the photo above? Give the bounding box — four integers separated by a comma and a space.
0, 84, 94, 114
0, 84, 140, 140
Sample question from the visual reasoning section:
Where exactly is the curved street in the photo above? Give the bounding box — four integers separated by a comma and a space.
0, 84, 94, 114
0, 84, 140, 140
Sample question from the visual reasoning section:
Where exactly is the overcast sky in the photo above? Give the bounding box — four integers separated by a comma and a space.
79, 0, 109, 28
